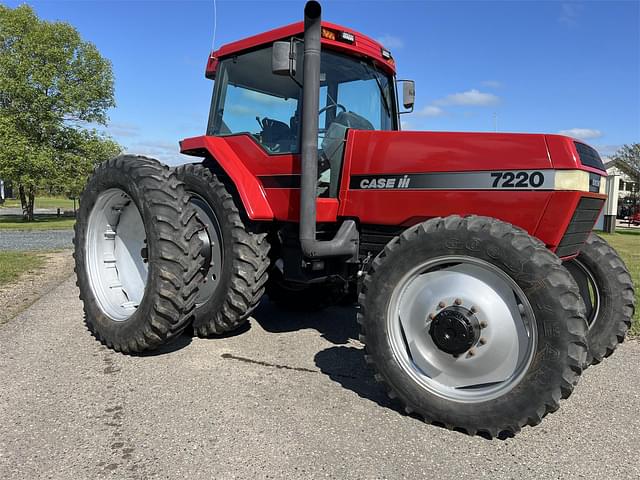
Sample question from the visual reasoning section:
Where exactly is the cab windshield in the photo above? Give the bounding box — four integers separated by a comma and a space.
207, 44, 396, 155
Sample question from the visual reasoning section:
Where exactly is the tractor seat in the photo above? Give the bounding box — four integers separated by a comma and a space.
320, 111, 374, 197
261, 118, 293, 151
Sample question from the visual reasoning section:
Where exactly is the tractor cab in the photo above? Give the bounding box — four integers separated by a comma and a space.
204, 21, 414, 198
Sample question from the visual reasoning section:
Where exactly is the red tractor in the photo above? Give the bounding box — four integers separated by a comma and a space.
74, 1, 634, 437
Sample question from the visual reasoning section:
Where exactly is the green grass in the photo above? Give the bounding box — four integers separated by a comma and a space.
0, 251, 47, 285
598, 229, 640, 335
0, 196, 76, 210
0, 215, 75, 230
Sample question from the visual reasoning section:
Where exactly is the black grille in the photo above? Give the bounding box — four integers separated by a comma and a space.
556, 197, 605, 257
359, 224, 404, 257
575, 142, 605, 171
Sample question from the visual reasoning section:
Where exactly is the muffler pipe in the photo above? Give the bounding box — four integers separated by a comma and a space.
299, 0, 357, 258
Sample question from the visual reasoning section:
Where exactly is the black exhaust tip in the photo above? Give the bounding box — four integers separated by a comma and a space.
304, 1, 321, 19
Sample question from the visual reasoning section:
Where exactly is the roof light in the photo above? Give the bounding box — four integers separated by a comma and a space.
380, 48, 395, 66
321, 27, 336, 41
321, 27, 356, 44
340, 31, 355, 43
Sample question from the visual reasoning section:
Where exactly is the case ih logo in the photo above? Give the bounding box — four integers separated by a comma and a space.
359, 175, 411, 189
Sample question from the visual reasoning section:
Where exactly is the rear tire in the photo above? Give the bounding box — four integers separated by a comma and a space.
565, 233, 635, 365
358, 215, 587, 438
73, 155, 205, 353
172, 164, 270, 337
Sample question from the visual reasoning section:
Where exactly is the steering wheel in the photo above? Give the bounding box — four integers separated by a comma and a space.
318, 103, 346, 117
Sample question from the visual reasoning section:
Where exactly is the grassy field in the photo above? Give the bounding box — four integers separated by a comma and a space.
0, 196, 76, 210
599, 229, 640, 336
0, 215, 75, 230
0, 251, 48, 286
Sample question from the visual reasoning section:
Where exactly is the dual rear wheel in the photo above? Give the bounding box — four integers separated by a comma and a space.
74, 158, 269, 352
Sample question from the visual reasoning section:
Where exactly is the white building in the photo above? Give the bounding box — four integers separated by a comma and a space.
604, 159, 639, 216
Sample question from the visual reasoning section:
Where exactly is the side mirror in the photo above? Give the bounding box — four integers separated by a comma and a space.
398, 80, 416, 113
272, 41, 298, 76
398, 79, 415, 113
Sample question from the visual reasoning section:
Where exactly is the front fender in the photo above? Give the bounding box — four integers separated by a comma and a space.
180, 135, 274, 220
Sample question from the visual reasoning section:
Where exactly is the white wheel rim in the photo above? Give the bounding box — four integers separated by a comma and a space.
387, 256, 537, 403
85, 188, 148, 321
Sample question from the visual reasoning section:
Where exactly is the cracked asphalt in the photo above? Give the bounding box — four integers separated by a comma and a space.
1, 276, 639, 479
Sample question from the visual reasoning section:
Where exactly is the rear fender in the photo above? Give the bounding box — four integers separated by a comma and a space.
180, 135, 274, 220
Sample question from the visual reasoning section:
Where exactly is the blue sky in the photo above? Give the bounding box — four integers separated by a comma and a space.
6, 0, 639, 163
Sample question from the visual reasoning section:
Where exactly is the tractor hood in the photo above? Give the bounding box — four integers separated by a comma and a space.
345, 130, 606, 176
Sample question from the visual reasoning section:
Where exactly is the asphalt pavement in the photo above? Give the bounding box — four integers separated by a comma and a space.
0, 229, 74, 251
1, 276, 639, 479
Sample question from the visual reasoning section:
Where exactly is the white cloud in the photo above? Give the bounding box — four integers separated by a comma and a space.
376, 35, 404, 49
414, 105, 445, 117
227, 104, 260, 116
558, 128, 603, 140
434, 89, 500, 107
127, 140, 193, 166
242, 89, 295, 105
481, 80, 502, 89
400, 120, 412, 130
559, 3, 583, 27
107, 122, 140, 138
592, 144, 621, 157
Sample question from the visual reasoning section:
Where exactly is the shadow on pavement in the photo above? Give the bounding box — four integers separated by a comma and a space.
254, 298, 398, 411
313, 345, 397, 410
133, 330, 193, 357
252, 297, 359, 345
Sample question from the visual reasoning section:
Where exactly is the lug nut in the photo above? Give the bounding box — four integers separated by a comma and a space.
428, 313, 435, 320
454, 298, 462, 306
467, 349, 476, 357
470, 306, 477, 313
438, 301, 446, 309
480, 320, 488, 328
478, 337, 486, 345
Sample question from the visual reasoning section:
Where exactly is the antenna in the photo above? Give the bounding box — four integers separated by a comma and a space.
211, 0, 218, 53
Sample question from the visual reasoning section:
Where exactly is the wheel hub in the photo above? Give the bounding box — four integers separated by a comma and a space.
429, 306, 480, 355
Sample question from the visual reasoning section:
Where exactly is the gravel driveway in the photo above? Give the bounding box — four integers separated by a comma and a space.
0, 229, 74, 250
1, 277, 639, 479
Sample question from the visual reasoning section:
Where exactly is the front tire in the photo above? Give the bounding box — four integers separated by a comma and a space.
565, 233, 635, 365
358, 216, 587, 438
74, 155, 205, 353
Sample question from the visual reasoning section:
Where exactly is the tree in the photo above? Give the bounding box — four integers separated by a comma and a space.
0, 5, 119, 220
611, 144, 640, 213
611, 144, 640, 180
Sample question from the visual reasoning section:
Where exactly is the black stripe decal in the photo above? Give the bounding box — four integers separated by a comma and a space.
259, 175, 301, 188
260, 170, 600, 192
350, 170, 555, 190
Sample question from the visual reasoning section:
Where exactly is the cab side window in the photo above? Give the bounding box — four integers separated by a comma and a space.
210, 47, 302, 154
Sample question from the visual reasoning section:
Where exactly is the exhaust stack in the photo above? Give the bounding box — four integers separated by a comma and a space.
299, 0, 357, 258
